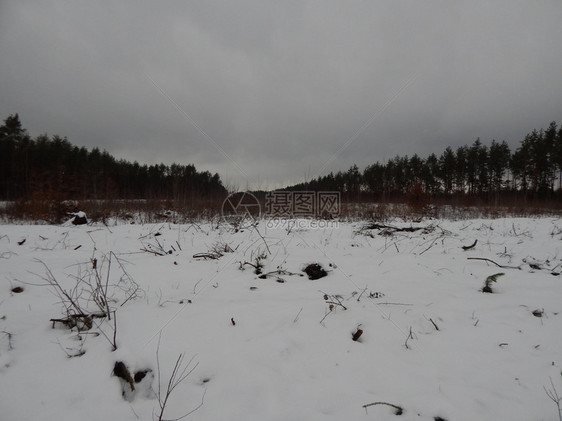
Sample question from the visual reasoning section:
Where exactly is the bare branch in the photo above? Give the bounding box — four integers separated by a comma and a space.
362, 401, 403, 415
154, 334, 202, 421
544, 377, 562, 421
253, 225, 271, 255
467, 257, 521, 270
428, 318, 440, 331
1, 331, 13, 350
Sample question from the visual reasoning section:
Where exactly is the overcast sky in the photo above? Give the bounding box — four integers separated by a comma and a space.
1, 1, 562, 190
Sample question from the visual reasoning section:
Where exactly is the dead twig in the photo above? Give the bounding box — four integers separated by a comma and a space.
57, 339, 86, 358
376, 302, 413, 306
320, 292, 347, 310
1, 331, 13, 350
419, 235, 440, 255
253, 225, 271, 255
112, 311, 118, 350
428, 318, 439, 331
154, 335, 203, 421
404, 326, 415, 349
35, 259, 84, 317
467, 257, 521, 270
319, 307, 333, 325
356, 287, 368, 302
326, 299, 347, 310
193, 252, 221, 260
141, 246, 167, 256
193, 241, 235, 261
362, 401, 403, 415
361, 222, 428, 233
544, 377, 562, 421
293, 308, 303, 323
260, 268, 300, 278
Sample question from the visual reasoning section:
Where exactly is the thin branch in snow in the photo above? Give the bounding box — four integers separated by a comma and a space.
428, 317, 440, 331
319, 307, 333, 325
253, 224, 271, 255
544, 377, 562, 421
154, 334, 202, 421
1, 331, 13, 350
356, 287, 368, 302
293, 308, 303, 323
467, 257, 521, 270
362, 401, 403, 415
404, 326, 416, 349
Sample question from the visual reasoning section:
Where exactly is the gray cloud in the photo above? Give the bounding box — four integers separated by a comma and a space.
1, 1, 562, 190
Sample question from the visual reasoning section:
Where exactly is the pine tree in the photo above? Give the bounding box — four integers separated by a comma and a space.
489, 140, 510, 204
438, 147, 456, 195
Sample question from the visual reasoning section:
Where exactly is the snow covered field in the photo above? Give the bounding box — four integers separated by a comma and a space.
1, 217, 561, 420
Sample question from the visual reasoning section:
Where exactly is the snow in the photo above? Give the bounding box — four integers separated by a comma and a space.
1, 217, 562, 420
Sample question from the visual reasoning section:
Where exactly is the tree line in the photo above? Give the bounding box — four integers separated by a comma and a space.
0, 114, 227, 202
4, 113, 561, 209
286, 121, 562, 205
